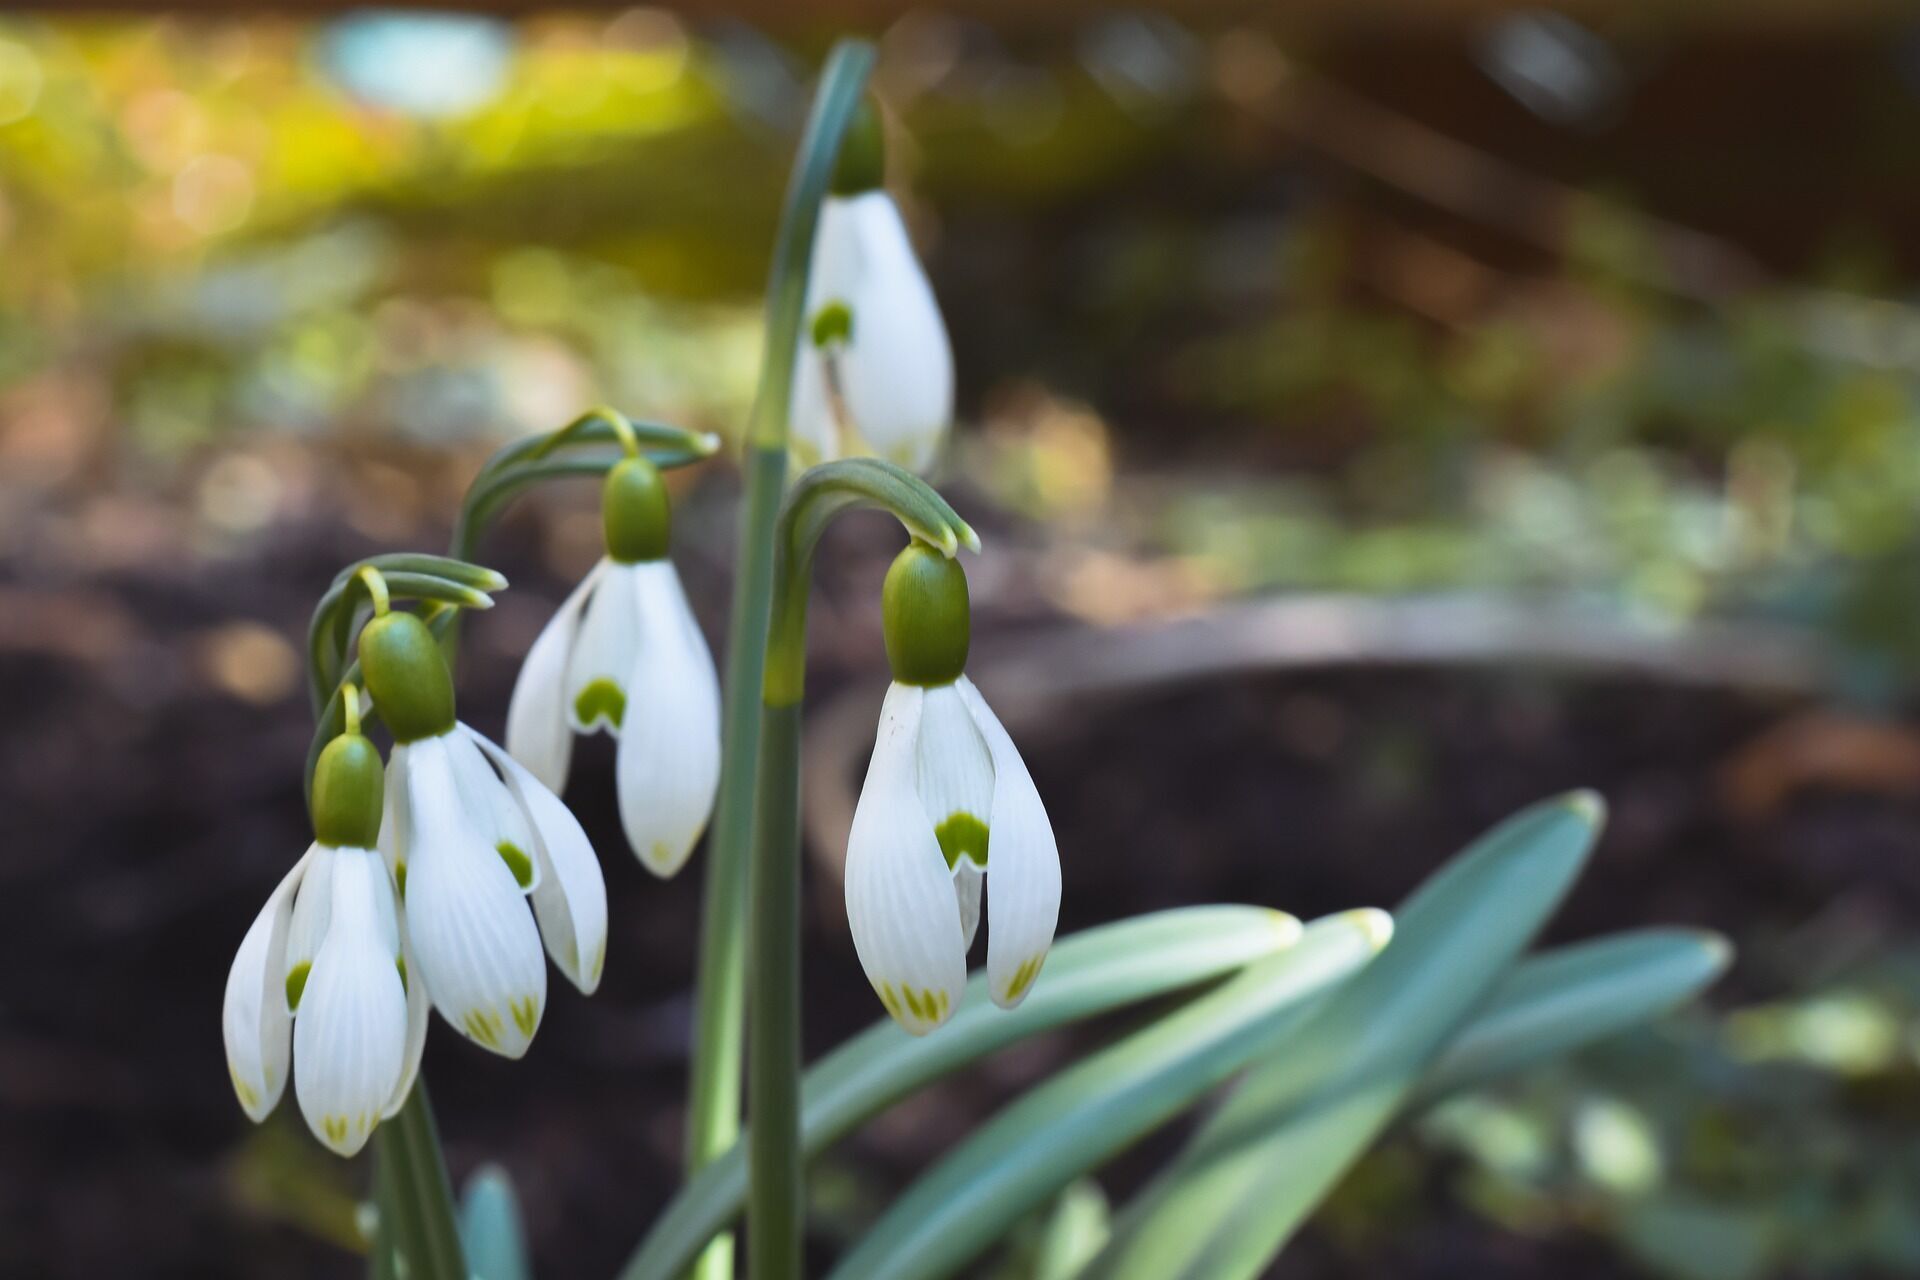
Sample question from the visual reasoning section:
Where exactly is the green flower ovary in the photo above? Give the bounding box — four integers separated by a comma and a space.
310, 732, 384, 849
602, 457, 671, 564
358, 612, 456, 744
881, 541, 970, 687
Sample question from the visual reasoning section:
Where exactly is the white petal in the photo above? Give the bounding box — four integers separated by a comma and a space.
565, 562, 641, 736
958, 677, 1061, 1008
294, 848, 409, 1156
915, 682, 995, 875
380, 746, 412, 892
467, 726, 609, 995
506, 561, 606, 793
616, 562, 721, 877
844, 683, 967, 1034
790, 197, 862, 466
223, 847, 312, 1121
790, 348, 839, 468
837, 192, 952, 474
384, 912, 429, 1119
399, 733, 548, 1058
444, 726, 540, 895
954, 860, 983, 952
283, 847, 336, 1013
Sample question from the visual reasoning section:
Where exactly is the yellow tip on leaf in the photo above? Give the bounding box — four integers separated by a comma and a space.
1343, 907, 1395, 951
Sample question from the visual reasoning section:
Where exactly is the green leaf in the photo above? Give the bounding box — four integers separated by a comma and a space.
459, 1164, 531, 1280
1619, 1199, 1777, 1280
1083, 791, 1603, 1280
1417, 927, 1731, 1102
616, 905, 1310, 1280
823, 910, 1394, 1280
370, 1084, 468, 1280
1028, 1181, 1112, 1280
333, 553, 508, 595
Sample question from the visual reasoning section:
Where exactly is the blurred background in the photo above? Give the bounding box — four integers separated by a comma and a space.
8, 4, 1920, 1277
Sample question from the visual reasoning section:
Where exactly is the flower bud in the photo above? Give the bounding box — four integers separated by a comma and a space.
830, 96, 885, 196
882, 541, 970, 687
359, 612, 456, 744
602, 457, 671, 564
311, 731, 385, 849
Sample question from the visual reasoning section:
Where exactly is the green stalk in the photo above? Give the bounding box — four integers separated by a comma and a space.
743, 461, 973, 1279
371, 1083, 467, 1280
684, 38, 875, 1280
746, 703, 806, 1277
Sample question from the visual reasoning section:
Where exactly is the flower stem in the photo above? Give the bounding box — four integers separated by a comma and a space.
745, 701, 805, 1278
369, 1083, 467, 1280
740, 464, 973, 1278
683, 38, 874, 1280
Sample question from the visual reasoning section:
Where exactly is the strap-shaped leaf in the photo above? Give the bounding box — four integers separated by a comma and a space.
617, 905, 1308, 1280
1081, 792, 1604, 1280
458, 1164, 531, 1280
1417, 926, 1729, 1102
823, 910, 1394, 1280
1082, 925, 1729, 1280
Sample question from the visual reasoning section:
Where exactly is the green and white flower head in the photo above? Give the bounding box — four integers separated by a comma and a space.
790, 102, 953, 474
360, 606, 609, 1059
222, 692, 427, 1156
504, 455, 721, 877
845, 542, 1061, 1035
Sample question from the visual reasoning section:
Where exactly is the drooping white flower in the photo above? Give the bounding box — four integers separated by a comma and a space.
226, 713, 427, 1156
383, 721, 608, 1055
790, 188, 953, 474
845, 676, 1061, 1034
223, 843, 425, 1156
358, 606, 608, 1058
505, 457, 721, 878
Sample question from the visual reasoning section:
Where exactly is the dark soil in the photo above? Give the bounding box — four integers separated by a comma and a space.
4, 503, 1910, 1280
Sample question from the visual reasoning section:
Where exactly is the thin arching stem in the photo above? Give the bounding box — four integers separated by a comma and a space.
681, 38, 876, 1280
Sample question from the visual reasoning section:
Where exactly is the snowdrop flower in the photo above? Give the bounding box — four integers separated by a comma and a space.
505, 455, 721, 877
360, 606, 608, 1058
223, 700, 426, 1155
790, 104, 953, 473
845, 542, 1060, 1035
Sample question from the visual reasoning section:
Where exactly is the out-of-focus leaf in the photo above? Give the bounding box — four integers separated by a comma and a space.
1083, 792, 1603, 1280
1619, 1198, 1777, 1280
1027, 1180, 1111, 1280
1418, 927, 1731, 1102
823, 910, 1394, 1280
618, 905, 1306, 1280
459, 1164, 531, 1280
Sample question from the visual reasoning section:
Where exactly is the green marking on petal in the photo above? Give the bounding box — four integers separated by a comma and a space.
229, 1064, 259, 1110
394, 861, 407, 899
395, 954, 407, 993
285, 961, 311, 1013
1004, 955, 1043, 1002
811, 300, 853, 348
573, 678, 627, 730
511, 995, 539, 1038
934, 812, 989, 871
324, 1115, 348, 1145
589, 940, 606, 985
497, 841, 534, 889
463, 1009, 501, 1049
